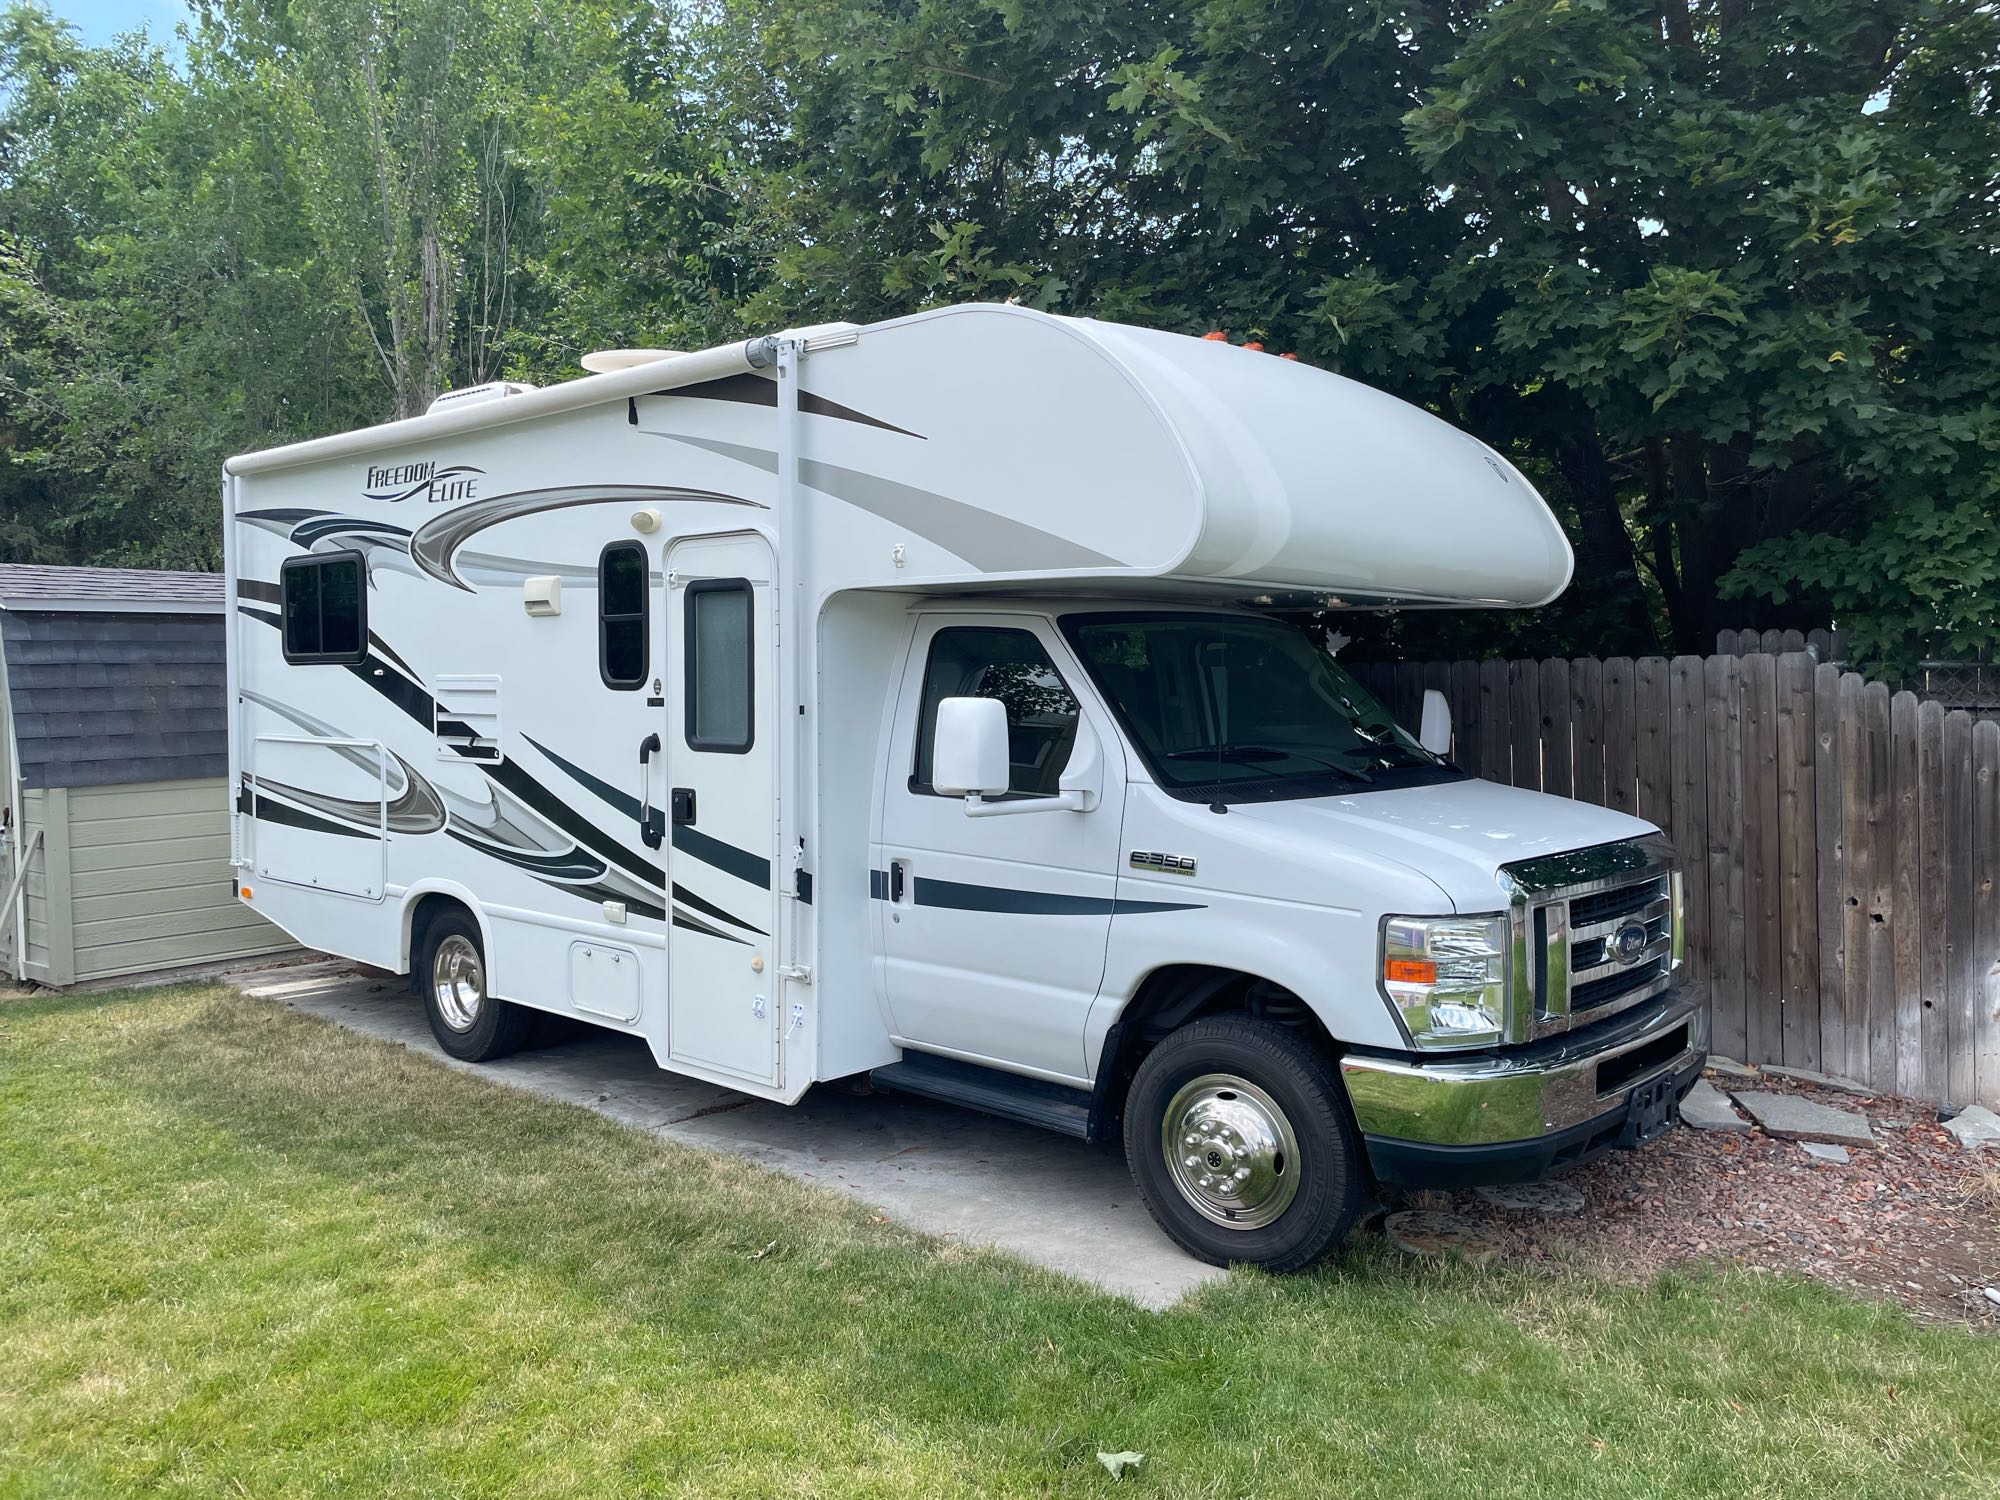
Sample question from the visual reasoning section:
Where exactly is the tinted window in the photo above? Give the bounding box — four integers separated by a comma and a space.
685, 579, 752, 752
913, 627, 1078, 797
280, 552, 366, 663
1064, 612, 1460, 803
599, 542, 649, 689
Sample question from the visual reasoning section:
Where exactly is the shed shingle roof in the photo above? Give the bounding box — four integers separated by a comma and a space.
0, 564, 223, 613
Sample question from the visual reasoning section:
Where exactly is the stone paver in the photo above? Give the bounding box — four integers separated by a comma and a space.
224, 960, 1225, 1309
1705, 1057, 1761, 1082
1475, 1180, 1585, 1215
1383, 1210, 1505, 1266
1759, 1064, 1876, 1098
1943, 1104, 2000, 1151
1731, 1090, 1876, 1147
1680, 1078, 1752, 1133
1800, 1142, 1851, 1165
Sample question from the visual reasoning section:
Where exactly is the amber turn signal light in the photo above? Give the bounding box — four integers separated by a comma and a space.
1383, 957, 1436, 985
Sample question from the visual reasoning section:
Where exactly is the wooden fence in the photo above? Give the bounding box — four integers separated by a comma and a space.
1348, 651, 2000, 1110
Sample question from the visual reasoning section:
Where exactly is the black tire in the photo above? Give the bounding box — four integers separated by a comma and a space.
1123, 1016, 1366, 1272
418, 910, 533, 1062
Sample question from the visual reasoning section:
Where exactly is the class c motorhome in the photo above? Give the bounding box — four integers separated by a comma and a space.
223, 303, 1704, 1270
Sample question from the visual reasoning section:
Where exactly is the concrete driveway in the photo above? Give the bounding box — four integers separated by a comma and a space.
224, 960, 1226, 1309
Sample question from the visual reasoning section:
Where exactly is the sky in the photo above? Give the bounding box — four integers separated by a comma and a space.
44, 0, 192, 48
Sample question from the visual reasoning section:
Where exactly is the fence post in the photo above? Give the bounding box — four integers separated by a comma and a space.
1815, 664, 1848, 1079
1776, 653, 1820, 1072
1540, 658, 1572, 799
1917, 699, 1947, 1100
1705, 654, 1747, 1060
1508, 660, 1541, 791
1944, 708, 1977, 1105
1742, 652, 1783, 1065
1668, 656, 1710, 987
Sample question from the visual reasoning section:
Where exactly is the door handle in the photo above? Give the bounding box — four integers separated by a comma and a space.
671, 787, 697, 825
638, 734, 662, 848
889, 859, 908, 903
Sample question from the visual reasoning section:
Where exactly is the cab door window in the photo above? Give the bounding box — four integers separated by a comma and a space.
911, 627, 1079, 797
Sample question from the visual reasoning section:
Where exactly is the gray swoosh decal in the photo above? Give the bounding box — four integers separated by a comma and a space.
409, 485, 763, 591
241, 692, 447, 833
649, 371, 925, 439
650, 435, 1120, 573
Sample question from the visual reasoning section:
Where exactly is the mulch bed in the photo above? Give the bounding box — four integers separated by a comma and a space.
1392, 1070, 2000, 1329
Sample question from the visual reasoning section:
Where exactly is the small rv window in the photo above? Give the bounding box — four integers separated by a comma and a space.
685, 579, 753, 753
280, 552, 366, 664
599, 542, 649, 689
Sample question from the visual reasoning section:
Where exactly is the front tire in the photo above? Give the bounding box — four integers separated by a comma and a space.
419, 912, 533, 1062
1123, 1016, 1366, 1272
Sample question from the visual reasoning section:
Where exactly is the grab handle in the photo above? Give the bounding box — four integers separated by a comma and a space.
638, 733, 662, 848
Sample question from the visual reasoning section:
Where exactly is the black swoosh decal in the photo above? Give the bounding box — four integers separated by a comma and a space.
887, 875, 1203, 916
652, 372, 925, 439
525, 735, 775, 894
239, 785, 377, 840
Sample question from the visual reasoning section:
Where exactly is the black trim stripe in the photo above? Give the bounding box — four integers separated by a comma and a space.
871, 873, 1202, 916
655, 372, 924, 439
528, 734, 776, 894
240, 786, 378, 841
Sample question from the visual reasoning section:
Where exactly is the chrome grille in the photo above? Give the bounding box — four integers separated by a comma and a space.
1498, 837, 1683, 1042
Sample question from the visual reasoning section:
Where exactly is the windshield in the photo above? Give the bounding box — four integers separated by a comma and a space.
1061, 612, 1463, 802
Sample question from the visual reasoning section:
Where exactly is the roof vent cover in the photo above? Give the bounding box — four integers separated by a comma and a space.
426, 380, 536, 415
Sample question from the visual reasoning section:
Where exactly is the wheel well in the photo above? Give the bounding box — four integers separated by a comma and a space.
405, 892, 475, 984
1090, 965, 1337, 1137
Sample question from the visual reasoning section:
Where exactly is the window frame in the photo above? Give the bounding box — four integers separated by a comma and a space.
907, 623, 1081, 801
682, 576, 755, 754
279, 550, 369, 666
597, 540, 651, 691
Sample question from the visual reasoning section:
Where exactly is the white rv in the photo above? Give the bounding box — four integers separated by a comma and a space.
223, 304, 1703, 1270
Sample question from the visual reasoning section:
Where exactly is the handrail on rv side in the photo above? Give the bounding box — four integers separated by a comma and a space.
223, 338, 776, 478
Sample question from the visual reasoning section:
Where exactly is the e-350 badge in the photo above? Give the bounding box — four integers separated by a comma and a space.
1129, 850, 1197, 877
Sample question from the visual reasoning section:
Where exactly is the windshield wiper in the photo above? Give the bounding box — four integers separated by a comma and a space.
1166, 744, 1374, 783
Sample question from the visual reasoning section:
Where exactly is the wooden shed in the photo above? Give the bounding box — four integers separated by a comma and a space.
0, 564, 295, 985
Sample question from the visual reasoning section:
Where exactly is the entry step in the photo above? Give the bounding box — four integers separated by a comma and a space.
870, 1052, 1093, 1139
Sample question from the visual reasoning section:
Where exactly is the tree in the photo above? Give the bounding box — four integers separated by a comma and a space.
719, 0, 2000, 669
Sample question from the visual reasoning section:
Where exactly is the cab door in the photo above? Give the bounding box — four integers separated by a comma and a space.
663, 533, 781, 1085
876, 614, 1126, 1081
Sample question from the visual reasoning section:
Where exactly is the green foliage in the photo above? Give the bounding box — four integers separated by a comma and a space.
2, 0, 1996, 669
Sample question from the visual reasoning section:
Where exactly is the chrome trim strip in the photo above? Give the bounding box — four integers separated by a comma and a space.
1340, 985, 1708, 1148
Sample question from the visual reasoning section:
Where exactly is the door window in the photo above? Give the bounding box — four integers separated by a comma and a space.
685, 578, 754, 752
911, 627, 1079, 797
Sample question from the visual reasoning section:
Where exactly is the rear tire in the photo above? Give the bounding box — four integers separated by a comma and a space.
1123, 1016, 1365, 1272
419, 911, 533, 1062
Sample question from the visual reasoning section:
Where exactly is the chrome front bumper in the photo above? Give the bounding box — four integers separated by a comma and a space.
1340, 984, 1707, 1170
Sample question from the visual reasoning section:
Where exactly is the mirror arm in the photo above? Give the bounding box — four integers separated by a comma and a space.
963, 789, 1096, 818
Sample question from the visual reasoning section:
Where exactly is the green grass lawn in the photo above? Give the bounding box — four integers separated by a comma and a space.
2, 984, 1995, 1499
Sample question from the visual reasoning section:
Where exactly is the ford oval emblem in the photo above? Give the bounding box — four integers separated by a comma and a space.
1611, 919, 1651, 965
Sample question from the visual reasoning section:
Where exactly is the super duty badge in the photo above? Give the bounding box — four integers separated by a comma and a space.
1130, 850, 1197, 877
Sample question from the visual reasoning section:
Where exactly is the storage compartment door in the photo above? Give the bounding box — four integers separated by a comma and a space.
247, 735, 390, 901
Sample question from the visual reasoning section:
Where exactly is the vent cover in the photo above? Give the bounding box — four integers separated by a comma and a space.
434, 675, 503, 763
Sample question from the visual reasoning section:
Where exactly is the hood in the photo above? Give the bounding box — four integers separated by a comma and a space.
1224, 776, 1658, 912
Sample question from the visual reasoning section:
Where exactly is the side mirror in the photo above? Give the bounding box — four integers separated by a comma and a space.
1418, 688, 1452, 757
932, 696, 1011, 798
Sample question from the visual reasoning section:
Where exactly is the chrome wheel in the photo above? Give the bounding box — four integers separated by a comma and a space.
430, 933, 484, 1032
1161, 1072, 1301, 1230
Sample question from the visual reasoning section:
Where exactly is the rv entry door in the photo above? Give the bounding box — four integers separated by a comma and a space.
662, 533, 781, 1085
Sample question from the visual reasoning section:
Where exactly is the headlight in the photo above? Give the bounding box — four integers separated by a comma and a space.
1381, 914, 1510, 1048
